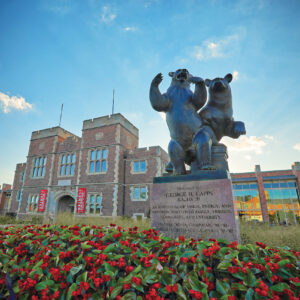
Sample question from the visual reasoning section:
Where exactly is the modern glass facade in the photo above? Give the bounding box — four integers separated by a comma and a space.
232, 183, 263, 222
264, 180, 300, 225
232, 178, 300, 225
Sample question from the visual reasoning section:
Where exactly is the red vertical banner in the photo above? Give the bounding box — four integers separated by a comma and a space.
76, 188, 86, 213
38, 189, 48, 212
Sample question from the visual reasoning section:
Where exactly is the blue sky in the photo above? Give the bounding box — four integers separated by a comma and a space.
1, 0, 300, 185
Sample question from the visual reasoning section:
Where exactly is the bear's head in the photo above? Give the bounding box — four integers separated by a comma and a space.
205, 74, 232, 94
169, 69, 191, 87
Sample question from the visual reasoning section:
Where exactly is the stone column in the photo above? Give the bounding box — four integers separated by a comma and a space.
255, 165, 269, 223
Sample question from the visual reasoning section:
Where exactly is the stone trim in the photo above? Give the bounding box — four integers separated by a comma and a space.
130, 185, 148, 202
85, 147, 109, 175
130, 159, 148, 174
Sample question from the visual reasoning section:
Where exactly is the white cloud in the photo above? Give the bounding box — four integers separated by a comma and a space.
101, 6, 116, 23
123, 26, 137, 32
193, 34, 240, 61
245, 155, 252, 160
222, 135, 267, 154
264, 135, 274, 140
159, 112, 166, 120
232, 71, 239, 81
293, 143, 300, 151
0, 92, 33, 113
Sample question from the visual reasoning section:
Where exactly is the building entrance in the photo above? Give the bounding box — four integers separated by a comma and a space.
57, 195, 75, 214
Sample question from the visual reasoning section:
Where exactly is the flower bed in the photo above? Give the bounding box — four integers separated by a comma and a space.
0, 224, 299, 299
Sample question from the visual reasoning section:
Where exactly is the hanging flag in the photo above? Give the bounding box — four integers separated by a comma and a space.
76, 188, 86, 213
38, 189, 48, 212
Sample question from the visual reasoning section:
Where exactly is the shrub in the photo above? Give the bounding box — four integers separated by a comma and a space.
0, 224, 299, 299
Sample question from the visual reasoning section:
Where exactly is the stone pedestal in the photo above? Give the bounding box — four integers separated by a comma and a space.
151, 171, 241, 243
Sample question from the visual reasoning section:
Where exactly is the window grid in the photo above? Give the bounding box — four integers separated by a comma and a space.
86, 194, 102, 214
264, 180, 300, 225
60, 153, 76, 176
27, 194, 39, 212
32, 157, 47, 177
89, 149, 108, 174
232, 183, 262, 222
133, 160, 146, 173
132, 186, 147, 201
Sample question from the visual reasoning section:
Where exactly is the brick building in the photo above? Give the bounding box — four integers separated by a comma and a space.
231, 163, 300, 225
0, 184, 12, 216
7, 112, 300, 224
9, 114, 168, 219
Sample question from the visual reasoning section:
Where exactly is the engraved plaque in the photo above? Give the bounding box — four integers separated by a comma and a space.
151, 178, 240, 242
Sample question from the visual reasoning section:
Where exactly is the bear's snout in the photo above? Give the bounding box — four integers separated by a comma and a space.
212, 80, 226, 91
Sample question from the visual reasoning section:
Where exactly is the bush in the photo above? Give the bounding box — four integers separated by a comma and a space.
0, 224, 299, 299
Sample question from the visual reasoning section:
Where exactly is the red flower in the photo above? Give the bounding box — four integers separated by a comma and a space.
125, 266, 134, 273
166, 284, 178, 293
53, 290, 60, 299
203, 248, 213, 256
190, 289, 203, 299
131, 276, 141, 286
166, 285, 172, 293
179, 235, 185, 242
228, 296, 236, 300
123, 283, 131, 290
256, 241, 266, 249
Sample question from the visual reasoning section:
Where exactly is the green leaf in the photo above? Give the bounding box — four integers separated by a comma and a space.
66, 273, 73, 284
181, 250, 197, 258
188, 274, 203, 292
76, 271, 88, 283
70, 265, 83, 276
111, 285, 123, 299
216, 279, 230, 295
66, 283, 77, 300
103, 243, 117, 254
0, 253, 10, 264
35, 280, 55, 291
176, 283, 188, 300
121, 291, 137, 300
245, 288, 254, 300
41, 239, 48, 247
232, 283, 248, 292
277, 259, 290, 268
217, 261, 231, 270
270, 283, 290, 292
244, 270, 256, 287
81, 242, 92, 249
132, 282, 144, 293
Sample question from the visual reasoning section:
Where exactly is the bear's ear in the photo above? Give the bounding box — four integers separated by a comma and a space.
168, 72, 174, 77
224, 73, 233, 83
205, 79, 211, 87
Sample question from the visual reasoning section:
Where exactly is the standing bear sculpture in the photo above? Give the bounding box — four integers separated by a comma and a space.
195, 73, 246, 170
149, 69, 207, 175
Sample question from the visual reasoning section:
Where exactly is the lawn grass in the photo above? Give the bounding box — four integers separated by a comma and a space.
1, 213, 300, 250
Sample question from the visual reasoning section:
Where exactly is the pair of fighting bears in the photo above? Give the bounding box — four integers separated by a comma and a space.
149, 69, 246, 175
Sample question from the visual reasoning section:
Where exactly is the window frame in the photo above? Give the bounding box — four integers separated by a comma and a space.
59, 152, 76, 177
86, 193, 103, 215
87, 148, 108, 175
27, 194, 39, 213
31, 156, 47, 178
131, 186, 148, 201
132, 160, 147, 174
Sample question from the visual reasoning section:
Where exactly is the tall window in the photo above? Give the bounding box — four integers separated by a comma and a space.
27, 194, 39, 212
86, 194, 102, 214
89, 149, 108, 173
132, 186, 147, 201
32, 157, 47, 177
60, 153, 75, 176
17, 190, 22, 201
232, 183, 262, 221
133, 160, 146, 173
264, 180, 300, 225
